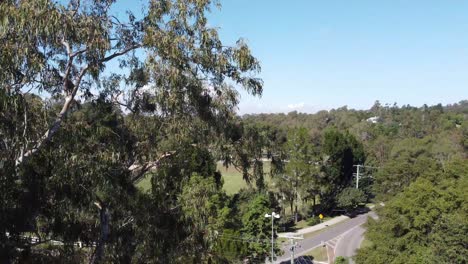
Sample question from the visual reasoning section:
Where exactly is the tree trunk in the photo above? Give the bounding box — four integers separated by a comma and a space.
89, 202, 110, 264
312, 195, 316, 217
289, 200, 293, 219
294, 204, 298, 223
294, 170, 298, 223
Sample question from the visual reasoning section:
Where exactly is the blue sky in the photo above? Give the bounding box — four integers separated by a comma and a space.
112, 1, 468, 114
205, 0, 468, 113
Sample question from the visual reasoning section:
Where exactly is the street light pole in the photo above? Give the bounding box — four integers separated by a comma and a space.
265, 212, 280, 262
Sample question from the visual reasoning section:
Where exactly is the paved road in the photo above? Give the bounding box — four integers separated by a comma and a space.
275, 211, 376, 264
334, 225, 365, 264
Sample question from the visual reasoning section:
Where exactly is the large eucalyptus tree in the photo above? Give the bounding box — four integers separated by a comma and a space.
0, 0, 262, 262
0, 0, 262, 167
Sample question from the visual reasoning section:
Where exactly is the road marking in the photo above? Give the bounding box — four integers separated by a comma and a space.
275, 213, 375, 263
333, 224, 362, 256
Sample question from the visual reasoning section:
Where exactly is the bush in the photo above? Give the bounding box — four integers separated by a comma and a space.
334, 256, 349, 264
278, 217, 294, 232
336, 187, 366, 210
307, 217, 320, 226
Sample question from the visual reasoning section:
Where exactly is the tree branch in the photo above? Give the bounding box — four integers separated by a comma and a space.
62, 40, 74, 94
15, 65, 89, 166
20, 101, 29, 160
62, 39, 72, 56
70, 0, 81, 17
129, 152, 175, 182
15, 43, 142, 167
71, 47, 88, 58
89, 198, 109, 264
100, 44, 141, 64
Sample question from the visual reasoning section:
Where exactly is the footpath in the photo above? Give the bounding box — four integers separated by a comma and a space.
278, 215, 350, 238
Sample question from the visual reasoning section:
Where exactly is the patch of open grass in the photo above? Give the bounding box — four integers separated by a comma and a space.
277, 237, 288, 244
218, 161, 274, 195
136, 176, 152, 192
294, 220, 309, 229
288, 215, 333, 232
136, 161, 274, 195
304, 245, 328, 262
217, 163, 249, 195
360, 237, 373, 248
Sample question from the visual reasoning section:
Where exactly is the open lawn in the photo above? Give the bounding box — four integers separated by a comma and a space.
217, 161, 274, 195
217, 163, 249, 194
137, 161, 324, 225
136, 161, 274, 195
303, 245, 328, 262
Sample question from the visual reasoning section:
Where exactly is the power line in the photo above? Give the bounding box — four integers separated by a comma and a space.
217, 235, 270, 246
353, 164, 380, 189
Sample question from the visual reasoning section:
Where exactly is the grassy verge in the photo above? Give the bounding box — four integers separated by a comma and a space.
303, 245, 328, 262
277, 237, 288, 244
360, 237, 373, 248
290, 215, 330, 230
302, 218, 351, 239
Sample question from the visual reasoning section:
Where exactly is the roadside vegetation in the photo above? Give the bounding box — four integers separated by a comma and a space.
304, 246, 328, 262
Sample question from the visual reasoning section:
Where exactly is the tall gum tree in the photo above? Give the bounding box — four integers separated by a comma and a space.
0, 0, 263, 262
0, 0, 262, 168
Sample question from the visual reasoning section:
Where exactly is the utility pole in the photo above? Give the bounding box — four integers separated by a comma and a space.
265, 212, 280, 262
355, 164, 361, 189
294, 170, 298, 223
353, 164, 380, 189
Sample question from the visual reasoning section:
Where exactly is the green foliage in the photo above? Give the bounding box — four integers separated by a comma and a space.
1, 4, 467, 261
320, 128, 365, 210
336, 188, 366, 210
272, 127, 317, 221
306, 217, 321, 226
213, 229, 250, 262
1, 0, 266, 262
179, 173, 232, 262
242, 102, 467, 264
356, 159, 468, 264
222, 122, 279, 189
240, 193, 277, 261
373, 134, 463, 200
335, 256, 349, 264
1, 99, 138, 262
461, 120, 468, 152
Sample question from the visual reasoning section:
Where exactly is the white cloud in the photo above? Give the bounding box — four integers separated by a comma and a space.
238, 100, 326, 115
287, 102, 305, 110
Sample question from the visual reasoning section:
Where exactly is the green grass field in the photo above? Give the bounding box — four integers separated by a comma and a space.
136, 161, 274, 195
217, 163, 249, 194
218, 161, 274, 194
136, 160, 329, 227
304, 245, 328, 262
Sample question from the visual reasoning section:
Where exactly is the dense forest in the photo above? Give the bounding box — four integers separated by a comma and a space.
242, 101, 468, 263
1, 0, 467, 263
